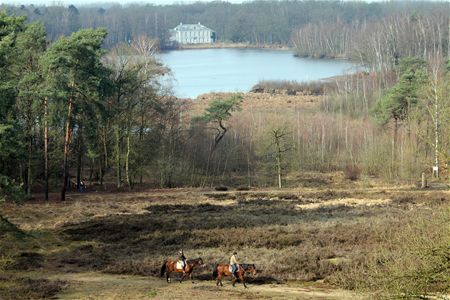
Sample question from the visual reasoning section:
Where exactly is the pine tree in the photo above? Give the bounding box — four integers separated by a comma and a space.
41, 28, 108, 201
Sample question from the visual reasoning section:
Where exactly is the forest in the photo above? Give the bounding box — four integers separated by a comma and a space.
1, 1, 449, 48
0, 1, 449, 298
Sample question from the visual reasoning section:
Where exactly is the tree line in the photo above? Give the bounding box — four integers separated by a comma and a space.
291, 11, 449, 66
0, 12, 185, 201
1, 1, 448, 48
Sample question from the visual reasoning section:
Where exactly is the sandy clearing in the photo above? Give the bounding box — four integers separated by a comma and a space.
50, 272, 364, 300
297, 197, 391, 210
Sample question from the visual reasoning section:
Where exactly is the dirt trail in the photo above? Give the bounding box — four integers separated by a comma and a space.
52, 272, 363, 300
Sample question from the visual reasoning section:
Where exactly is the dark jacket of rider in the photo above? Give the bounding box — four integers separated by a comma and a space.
179, 250, 187, 270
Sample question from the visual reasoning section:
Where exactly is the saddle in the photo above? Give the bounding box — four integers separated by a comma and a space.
176, 261, 186, 269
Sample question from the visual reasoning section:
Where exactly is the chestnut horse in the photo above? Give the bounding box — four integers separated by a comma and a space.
213, 263, 257, 288
160, 257, 204, 283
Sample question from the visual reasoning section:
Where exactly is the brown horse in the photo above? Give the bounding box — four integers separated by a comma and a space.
160, 257, 204, 283
213, 263, 257, 288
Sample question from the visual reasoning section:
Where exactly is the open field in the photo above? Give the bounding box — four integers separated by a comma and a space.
189, 91, 320, 113
1, 172, 449, 299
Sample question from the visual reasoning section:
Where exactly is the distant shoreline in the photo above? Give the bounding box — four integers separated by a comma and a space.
177, 42, 291, 51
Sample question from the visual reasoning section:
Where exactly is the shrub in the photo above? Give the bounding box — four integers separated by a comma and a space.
332, 208, 450, 298
0, 215, 24, 237
214, 186, 228, 191
0, 277, 66, 299
344, 165, 361, 181
251, 80, 333, 95
0, 175, 25, 202
0, 255, 14, 271
236, 186, 251, 191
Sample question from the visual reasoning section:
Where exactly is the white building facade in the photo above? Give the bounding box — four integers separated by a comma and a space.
170, 23, 216, 44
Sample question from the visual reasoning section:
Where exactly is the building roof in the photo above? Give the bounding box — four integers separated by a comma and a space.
173, 23, 214, 32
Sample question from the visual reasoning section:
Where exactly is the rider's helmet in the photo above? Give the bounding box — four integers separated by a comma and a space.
233, 251, 237, 255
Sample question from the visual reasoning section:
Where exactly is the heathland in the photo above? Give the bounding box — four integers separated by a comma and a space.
1, 176, 448, 299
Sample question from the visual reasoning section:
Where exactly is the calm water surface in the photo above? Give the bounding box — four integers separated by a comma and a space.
158, 48, 356, 98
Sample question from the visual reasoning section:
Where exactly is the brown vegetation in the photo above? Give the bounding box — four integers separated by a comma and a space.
251, 80, 334, 96
0, 276, 66, 300
1, 178, 448, 298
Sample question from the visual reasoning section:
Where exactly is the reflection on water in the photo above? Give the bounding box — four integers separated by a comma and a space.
157, 48, 356, 99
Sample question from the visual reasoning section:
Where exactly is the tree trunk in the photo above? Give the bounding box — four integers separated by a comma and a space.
99, 160, 104, 187
76, 122, 83, 191
44, 97, 49, 201
433, 82, 439, 178
277, 153, 282, 188
421, 172, 427, 189
392, 117, 399, 177
103, 127, 108, 169
125, 126, 131, 189
61, 97, 73, 201
101, 126, 107, 187
115, 125, 121, 188
275, 138, 282, 189
89, 158, 94, 181
27, 135, 32, 197
139, 111, 144, 184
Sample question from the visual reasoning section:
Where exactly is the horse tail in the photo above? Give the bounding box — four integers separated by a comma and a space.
160, 260, 167, 277
212, 264, 218, 279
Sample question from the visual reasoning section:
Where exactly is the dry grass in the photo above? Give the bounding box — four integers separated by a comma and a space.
187, 91, 320, 116
331, 207, 450, 298
0, 175, 448, 298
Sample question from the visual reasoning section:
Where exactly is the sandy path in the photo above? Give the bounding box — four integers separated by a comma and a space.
52, 272, 364, 300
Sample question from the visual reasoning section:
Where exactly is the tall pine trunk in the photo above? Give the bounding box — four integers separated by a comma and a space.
115, 125, 121, 188
44, 97, 49, 201
27, 135, 32, 197
26, 103, 33, 197
61, 98, 73, 201
101, 126, 108, 187
125, 126, 131, 189
76, 122, 83, 191
139, 111, 144, 184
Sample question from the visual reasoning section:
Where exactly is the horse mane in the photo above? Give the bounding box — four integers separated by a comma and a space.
187, 257, 201, 263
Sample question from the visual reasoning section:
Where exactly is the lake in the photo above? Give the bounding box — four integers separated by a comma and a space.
157, 48, 356, 99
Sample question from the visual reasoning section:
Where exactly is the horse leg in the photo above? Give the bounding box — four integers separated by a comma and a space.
180, 272, 186, 283
232, 276, 236, 287
189, 272, 194, 283
241, 274, 247, 288
166, 271, 170, 283
216, 273, 222, 287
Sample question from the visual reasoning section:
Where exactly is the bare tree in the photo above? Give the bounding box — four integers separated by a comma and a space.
270, 127, 291, 188
131, 35, 159, 57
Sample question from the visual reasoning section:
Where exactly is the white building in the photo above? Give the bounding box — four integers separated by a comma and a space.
170, 22, 216, 45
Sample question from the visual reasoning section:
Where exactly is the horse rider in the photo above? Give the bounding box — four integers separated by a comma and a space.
230, 251, 239, 278
179, 249, 187, 272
